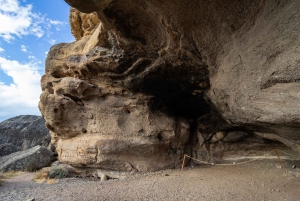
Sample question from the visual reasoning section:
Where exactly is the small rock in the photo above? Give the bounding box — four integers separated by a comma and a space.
164, 174, 169, 176
101, 174, 108, 181
210, 131, 225, 143
52, 161, 60, 166
292, 165, 296, 169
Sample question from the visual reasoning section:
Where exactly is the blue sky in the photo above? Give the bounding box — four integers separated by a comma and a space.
0, 0, 74, 122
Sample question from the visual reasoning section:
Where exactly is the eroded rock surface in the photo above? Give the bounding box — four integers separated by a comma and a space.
0, 143, 19, 157
0, 115, 51, 153
70, 7, 101, 41
0, 146, 53, 173
40, 0, 300, 172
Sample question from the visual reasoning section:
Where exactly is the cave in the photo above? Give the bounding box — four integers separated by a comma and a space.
39, 0, 300, 172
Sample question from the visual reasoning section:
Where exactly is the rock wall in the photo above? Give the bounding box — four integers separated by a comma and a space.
39, 0, 300, 172
208, 0, 300, 141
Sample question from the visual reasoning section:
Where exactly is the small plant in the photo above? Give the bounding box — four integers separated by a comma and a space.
33, 166, 69, 183
33, 170, 49, 182
48, 167, 68, 179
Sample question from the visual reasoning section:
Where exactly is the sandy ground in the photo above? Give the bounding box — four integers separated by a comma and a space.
0, 160, 299, 201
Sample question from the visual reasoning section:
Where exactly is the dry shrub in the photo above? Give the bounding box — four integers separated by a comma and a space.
33, 166, 68, 184
46, 179, 59, 184
33, 169, 50, 183
48, 167, 68, 179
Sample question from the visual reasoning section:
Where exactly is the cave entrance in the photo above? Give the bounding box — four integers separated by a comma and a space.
144, 77, 209, 119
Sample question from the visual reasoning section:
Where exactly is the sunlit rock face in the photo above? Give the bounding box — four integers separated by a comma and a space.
39, 0, 300, 172
70, 7, 101, 41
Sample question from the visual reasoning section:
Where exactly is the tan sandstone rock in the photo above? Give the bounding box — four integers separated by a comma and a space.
70, 7, 101, 41
39, 0, 300, 172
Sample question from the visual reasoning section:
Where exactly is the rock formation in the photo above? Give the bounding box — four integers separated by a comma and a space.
39, 0, 300, 172
0, 143, 19, 157
0, 115, 51, 155
0, 146, 53, 173
70, 7, 101, 41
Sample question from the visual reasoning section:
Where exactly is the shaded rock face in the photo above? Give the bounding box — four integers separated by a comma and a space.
0, 143, 19, 157
0, 115, 51, 154
40, 0, 300, 172
0, 146, 53, 173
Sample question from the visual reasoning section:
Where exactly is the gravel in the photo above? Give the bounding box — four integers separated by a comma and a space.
0, 160, 299, 201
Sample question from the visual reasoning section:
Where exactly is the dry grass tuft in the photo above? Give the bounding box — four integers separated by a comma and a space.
3, 171, 23, 178
0, 175, 4, 186
33, 166, 68, 184
0, 171, 24, 185
46, 179, 59, 184
33, 170, 49, 183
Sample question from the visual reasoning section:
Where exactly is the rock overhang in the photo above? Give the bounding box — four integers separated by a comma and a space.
39, 0, 300, 172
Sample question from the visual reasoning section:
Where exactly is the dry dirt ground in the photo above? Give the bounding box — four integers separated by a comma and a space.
0, 160, 299, 201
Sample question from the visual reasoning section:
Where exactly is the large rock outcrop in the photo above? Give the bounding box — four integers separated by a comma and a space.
0, 146, 53, 173
0, 115, 51, 155
39, 0, 300, 172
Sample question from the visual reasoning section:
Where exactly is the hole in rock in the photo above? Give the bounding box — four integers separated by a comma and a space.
143, 77, 209, 119
63, 94, 84, 106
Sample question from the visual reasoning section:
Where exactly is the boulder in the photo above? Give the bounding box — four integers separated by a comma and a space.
0, 143, 19, 157
0, 115, 51, 153
0, 146, 53, 173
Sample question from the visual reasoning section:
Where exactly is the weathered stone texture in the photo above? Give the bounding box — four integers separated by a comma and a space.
0, 146, 53, 173
208, 0, 300, 141
39, 0, 300, 172
0, 143, 19, 157
0, 115, 51, 153
70, 7, 101, 41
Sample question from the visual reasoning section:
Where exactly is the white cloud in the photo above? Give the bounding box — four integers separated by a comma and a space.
48, 39, 56, 45
0, 0, 65, 42
0, 56, 42, 120
28, 55, 35, 59
48, 19, 64, 26
0, 0, 19, 12
0, 0, 35, 41
0, 47, 4, 52
21, 44, 27, 52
